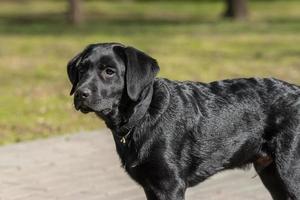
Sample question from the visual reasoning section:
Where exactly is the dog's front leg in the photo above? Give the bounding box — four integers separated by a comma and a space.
143, 181, 186, 200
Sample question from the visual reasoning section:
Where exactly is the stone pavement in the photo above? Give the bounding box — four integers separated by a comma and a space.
0, 130, 272, 200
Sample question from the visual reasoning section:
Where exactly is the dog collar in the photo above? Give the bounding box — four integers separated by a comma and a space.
119, 128, 133, 144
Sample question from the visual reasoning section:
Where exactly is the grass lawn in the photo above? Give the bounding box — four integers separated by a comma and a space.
0, 0, 299, 144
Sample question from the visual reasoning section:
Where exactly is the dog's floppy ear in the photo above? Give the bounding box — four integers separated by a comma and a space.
119, 46, 160, 101
67, 52, 83, 95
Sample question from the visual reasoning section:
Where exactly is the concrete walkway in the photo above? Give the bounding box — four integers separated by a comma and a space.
0, 130, 272, 200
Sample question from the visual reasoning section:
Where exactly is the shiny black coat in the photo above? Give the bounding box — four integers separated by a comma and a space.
120, 77, 300, 200
67, 43, 300, 200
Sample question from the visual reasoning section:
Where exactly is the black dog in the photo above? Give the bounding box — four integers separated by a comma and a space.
67, 43, 300, 200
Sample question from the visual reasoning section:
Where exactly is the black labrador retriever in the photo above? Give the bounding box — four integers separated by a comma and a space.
67, 43, 300, 200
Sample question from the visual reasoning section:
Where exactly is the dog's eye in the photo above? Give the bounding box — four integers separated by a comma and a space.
104, 68, 115, 76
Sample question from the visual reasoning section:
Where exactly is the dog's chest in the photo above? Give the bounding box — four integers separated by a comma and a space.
124, 161, 158, 187
118, 146, 163, 186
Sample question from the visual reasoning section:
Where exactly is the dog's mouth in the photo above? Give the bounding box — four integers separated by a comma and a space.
75, 102, 111, 115
79, 106, 93, 114
75, 103, 93, 114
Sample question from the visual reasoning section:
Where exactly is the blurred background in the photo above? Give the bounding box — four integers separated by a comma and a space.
0, 0, 299, 145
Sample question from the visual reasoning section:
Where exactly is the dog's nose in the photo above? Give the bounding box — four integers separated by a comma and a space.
76, 89, 91, 99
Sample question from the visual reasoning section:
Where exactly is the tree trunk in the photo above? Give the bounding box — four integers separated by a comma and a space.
68, 0, 83, 25
223, 0, 248, 20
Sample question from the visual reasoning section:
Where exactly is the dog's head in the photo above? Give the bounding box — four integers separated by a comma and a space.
67, 43, 159, 116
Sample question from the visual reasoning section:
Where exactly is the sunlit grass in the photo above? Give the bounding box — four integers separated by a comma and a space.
0, 0, 299, 144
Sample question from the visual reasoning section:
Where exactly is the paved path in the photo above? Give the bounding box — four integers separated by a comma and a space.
0, 130, 272, 200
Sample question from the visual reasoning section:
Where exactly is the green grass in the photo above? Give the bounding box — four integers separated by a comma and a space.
0, 0, 300, 144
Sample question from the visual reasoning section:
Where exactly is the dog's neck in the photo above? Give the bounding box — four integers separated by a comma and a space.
118, 84, 154, 134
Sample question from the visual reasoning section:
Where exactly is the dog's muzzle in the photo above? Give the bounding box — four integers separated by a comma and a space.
74, 88, 94, 113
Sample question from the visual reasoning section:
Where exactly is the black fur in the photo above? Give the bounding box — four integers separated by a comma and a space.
67, 43, 300, 200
